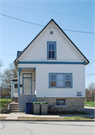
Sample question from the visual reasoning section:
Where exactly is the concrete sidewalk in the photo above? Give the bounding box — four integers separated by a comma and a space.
0, 112, 68, 120
0, 113, 95, 120
0, 107, 95, 120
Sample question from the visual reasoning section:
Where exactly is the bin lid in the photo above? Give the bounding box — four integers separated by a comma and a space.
33, 102, 40, 104
41, 102, 48, 104
25, 101, 32, 103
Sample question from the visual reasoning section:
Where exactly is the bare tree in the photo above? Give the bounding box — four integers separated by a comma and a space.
0, 61, 3, 67
1, 63, 17, 88
0, 61, 3, 87
88, 82, 95, 91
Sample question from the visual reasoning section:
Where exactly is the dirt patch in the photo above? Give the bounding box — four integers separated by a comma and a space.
0, 117, 6, 119
18, 116, 93, 120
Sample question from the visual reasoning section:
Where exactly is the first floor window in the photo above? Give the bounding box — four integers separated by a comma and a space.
57, 74, 64, 88
50, 74, 56, 87
49, 73, 72, 88
65, 74, 71, 87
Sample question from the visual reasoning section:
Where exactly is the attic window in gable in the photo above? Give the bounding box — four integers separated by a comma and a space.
47, 41, 56, 60
50, 31, 53, 34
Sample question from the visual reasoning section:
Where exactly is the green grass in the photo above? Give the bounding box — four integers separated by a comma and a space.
84, 102, 95, 107
63, 116, 92, 120
0, 117, 6, 119
18, 116, 93, 120
0, 98, 12, 109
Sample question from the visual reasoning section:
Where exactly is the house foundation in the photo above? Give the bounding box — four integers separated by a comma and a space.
37, 97, 85, 112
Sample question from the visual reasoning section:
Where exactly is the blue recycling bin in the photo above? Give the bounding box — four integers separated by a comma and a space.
25, 101, 33, 114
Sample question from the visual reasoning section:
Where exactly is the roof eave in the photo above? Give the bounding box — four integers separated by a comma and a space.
14, 19, 89, 65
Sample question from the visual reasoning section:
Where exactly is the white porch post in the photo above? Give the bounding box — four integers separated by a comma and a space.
18, 68, 22, 95
34, 68, 36, 95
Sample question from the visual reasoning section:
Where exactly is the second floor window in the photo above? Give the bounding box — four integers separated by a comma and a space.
47, 41, 56, 59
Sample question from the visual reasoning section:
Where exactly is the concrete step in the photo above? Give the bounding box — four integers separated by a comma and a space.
10, 103, 18, 105
10, 108, 18, 110
10, 110, 19, 112
10, 104, 18, 107
10, 107, 18, 109
9, 102, 19, 112
10, 105, 18, 107
10, 108, 19, 112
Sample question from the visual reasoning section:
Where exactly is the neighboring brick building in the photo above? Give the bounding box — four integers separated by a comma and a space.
85, 90, 95, 101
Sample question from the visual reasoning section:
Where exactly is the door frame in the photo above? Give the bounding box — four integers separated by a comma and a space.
22, 73, 32, 95
12, 81, 18, 98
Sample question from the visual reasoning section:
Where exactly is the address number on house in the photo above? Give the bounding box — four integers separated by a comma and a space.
76, 92, 82, 96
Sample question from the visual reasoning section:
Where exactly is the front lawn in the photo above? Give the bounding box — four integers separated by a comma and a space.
84, 102, 95, 107
0, 98, 12, 109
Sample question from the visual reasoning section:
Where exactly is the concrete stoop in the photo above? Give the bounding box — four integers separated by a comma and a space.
10, 102, 19, 112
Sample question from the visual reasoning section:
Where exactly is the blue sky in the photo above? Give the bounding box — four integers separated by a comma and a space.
0, 0, 95, 88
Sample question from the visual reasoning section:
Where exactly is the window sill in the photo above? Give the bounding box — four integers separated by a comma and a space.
55, 105, 66, 107
47, 58, 56, 60
49, 87, 72, 88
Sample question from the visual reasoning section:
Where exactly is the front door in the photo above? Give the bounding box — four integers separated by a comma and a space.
23, 73, 32, 95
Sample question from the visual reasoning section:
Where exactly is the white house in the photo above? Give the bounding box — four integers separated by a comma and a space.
14, 19, 89, 112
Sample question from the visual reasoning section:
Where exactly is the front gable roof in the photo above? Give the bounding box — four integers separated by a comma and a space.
14, 19, 89, 65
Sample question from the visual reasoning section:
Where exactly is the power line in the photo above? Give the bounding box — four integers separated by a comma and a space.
0, 13, 95, 34
85, 73, 95, 76
0, 13, 44, 27
85, 60, 95, 69
85, 68, 94, 73
0, 53, 16, 56
2, 60, 12, 64
0, 4, 94, 19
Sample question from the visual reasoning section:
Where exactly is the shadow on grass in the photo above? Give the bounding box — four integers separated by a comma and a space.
48, 111, 90, 115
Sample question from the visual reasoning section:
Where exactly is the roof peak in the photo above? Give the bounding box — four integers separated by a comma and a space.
14, 19, 89, 65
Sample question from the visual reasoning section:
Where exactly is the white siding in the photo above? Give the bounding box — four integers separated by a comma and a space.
18, 64, 85, 97
18, 22, 86, 63
17, 21, 86, 98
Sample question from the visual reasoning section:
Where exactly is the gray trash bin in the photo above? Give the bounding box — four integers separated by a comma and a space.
33, 102, 40, 115
41, 102, 48, 115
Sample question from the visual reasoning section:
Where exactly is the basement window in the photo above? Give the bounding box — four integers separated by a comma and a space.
56, 99, 66, 106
